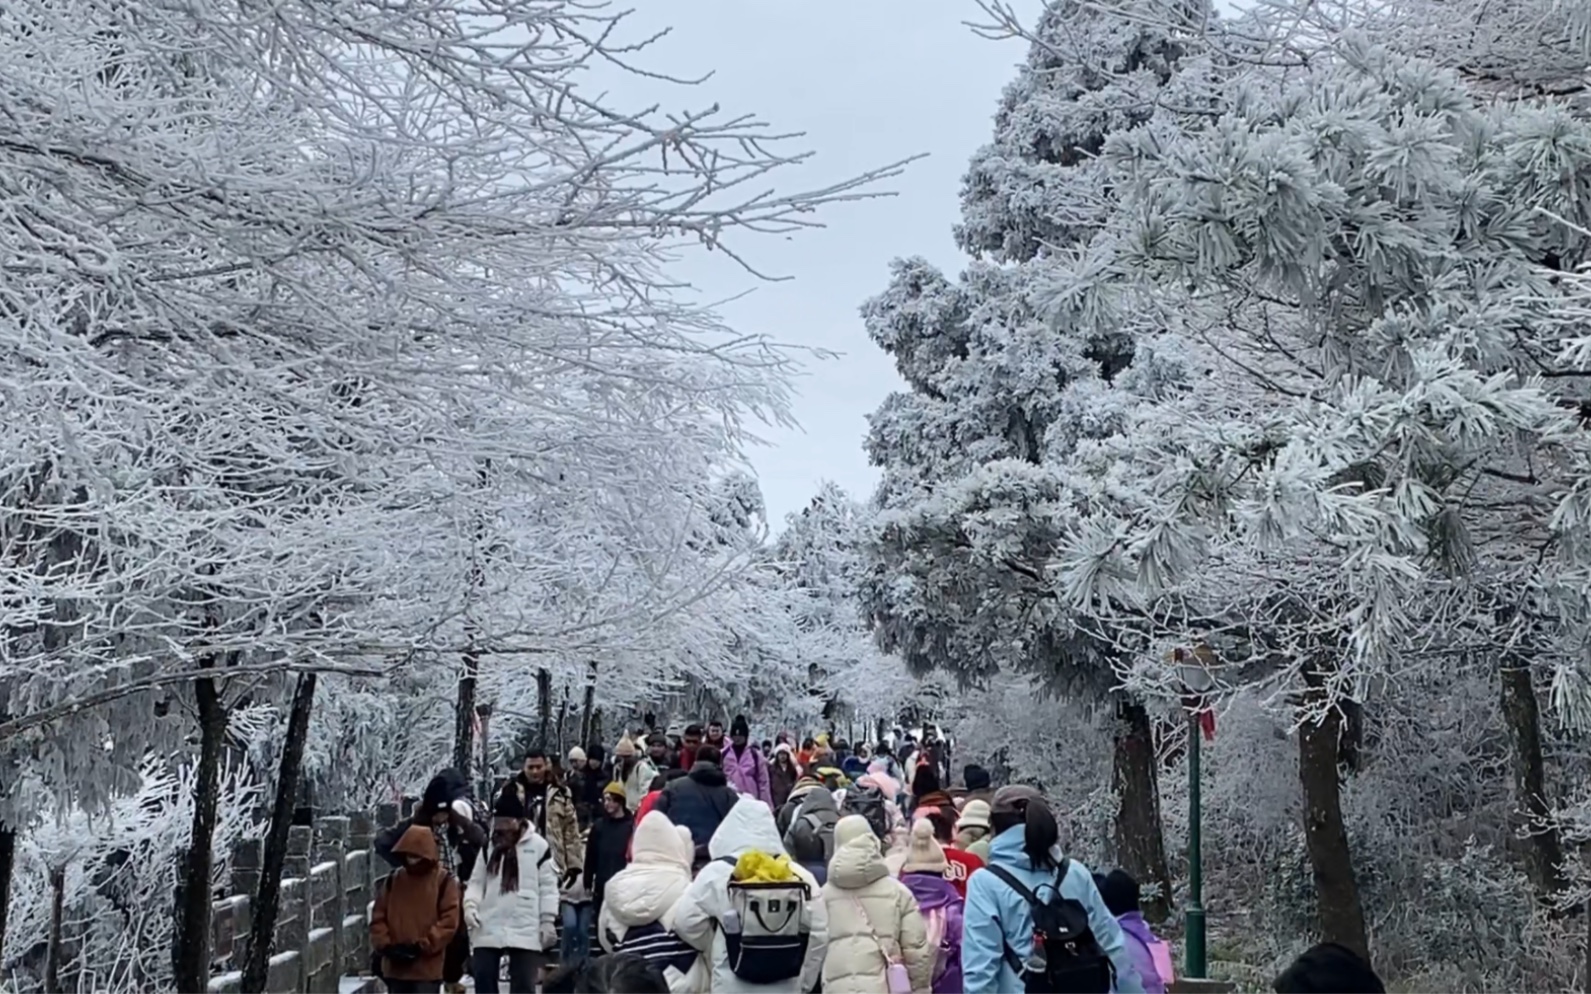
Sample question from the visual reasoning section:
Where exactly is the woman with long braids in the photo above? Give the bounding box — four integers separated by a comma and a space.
463, 791, 561, 992
960, 786, 1143, 993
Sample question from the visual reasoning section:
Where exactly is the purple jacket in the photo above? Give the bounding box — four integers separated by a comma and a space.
1117, 911, 1167, 994
902, 871, 964, 994
722, 743, 773, 808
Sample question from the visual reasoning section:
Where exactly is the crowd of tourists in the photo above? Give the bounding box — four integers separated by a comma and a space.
365, 717, 1385, 994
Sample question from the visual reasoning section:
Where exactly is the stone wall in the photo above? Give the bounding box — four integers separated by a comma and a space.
204, 804, 403, 994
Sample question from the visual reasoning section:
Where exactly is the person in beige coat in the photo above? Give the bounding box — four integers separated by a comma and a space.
820, 815, 933, 994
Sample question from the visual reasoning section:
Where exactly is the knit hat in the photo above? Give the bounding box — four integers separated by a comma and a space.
587, 743, 605, 762
834, 814, 875, 849
901, 818, 949, 874
731, 714, 750, 738
568, 746, 587, 765
963, 764, 992, 792
492, 789, 525, 820
603, 781, 628, 802
815, 732, 830, 747
958, 799, 992, 831
614, 735, 637, 758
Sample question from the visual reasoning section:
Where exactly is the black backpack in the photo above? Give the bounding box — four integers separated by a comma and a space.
839, 783, 888, 840
985, 862, 1114, 994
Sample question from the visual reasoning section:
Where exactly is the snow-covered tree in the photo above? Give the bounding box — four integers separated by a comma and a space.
857, 0, 1220, 917
0, 0, 905, 986
1024, 27, 1591, 951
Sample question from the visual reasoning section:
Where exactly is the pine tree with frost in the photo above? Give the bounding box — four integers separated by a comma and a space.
857, 0, 1219, 918
1037, 34, 1591, 949
958, 0, 1215, 263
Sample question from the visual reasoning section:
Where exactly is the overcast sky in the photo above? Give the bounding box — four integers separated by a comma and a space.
588, 0, 1044, 529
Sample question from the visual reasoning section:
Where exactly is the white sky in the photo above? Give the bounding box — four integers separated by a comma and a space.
586, 0, 1045, 529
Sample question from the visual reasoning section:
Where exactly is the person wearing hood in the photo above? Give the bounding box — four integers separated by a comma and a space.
1094, 869, 1171, 994
598, 811, 709, 993
961, 786, 1142, 994
898, 819, 965, 994
654, 744, 739, 864
672, 797, 829, 993
629, 770, 681, 860
585, 783, 637, 920
769, 744, 800, 810
463, 791, 560, 993
820, 815, 932, 994
613, 735, 659, 811
955, 800, 993, 864
371, 825, 463, 993
721, 715, 773, 810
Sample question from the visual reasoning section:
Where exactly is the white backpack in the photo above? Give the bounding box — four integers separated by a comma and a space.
717, 856, 811, 985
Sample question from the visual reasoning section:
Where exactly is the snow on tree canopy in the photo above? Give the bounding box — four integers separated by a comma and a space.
957, 0, 1215, 263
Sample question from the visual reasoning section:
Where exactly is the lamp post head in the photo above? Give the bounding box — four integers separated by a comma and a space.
1166, 643, 1218, 694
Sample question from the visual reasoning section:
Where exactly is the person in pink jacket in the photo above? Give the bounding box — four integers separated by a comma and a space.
721, 714, 773, 808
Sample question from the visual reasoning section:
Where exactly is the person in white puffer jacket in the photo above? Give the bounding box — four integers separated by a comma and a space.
598, 811, 709, 992
821, 815, 932, 994
673, 797, 829, 994
463, 790, 560, 993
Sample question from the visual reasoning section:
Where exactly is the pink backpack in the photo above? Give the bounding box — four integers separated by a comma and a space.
1149, 934, 1175, 988
921, 905, 951, 985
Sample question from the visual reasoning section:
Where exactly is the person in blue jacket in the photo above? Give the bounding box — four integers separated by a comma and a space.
961, 785, 1143, 993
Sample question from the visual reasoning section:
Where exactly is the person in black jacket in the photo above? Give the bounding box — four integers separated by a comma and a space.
583, 783, 635, 921
374, 768, 489, 880
650, 744, 737, 868
564, 744, 607, 830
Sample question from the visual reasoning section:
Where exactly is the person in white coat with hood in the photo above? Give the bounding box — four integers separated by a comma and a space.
598, 811, 709, 992
821, 815, 932, 993
673, 796, 828, 993
463, 791, 560, 993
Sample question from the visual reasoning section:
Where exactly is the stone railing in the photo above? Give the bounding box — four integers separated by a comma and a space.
204, 804, 408, 994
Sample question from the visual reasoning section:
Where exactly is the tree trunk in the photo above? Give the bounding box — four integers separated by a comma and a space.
1297, 677, 1368, 958
240, 672, 317, 993
0, 816, 14, 952
172, 675, 228, 992
536, 668, 552, 747
579, 661, 597, 747
453, 644, 478, 776
45, 864, 65, 993
1499, 656, 1566, 899
1112, 698, 1173, 923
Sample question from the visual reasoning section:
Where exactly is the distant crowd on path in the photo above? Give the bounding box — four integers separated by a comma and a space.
364, 716, 1388, 994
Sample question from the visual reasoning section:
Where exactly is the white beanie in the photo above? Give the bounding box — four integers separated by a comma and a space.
568, 746, 587, 764
901, 818, 948, 874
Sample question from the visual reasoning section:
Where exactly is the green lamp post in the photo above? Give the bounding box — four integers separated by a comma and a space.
1175, 648, 1216, 980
